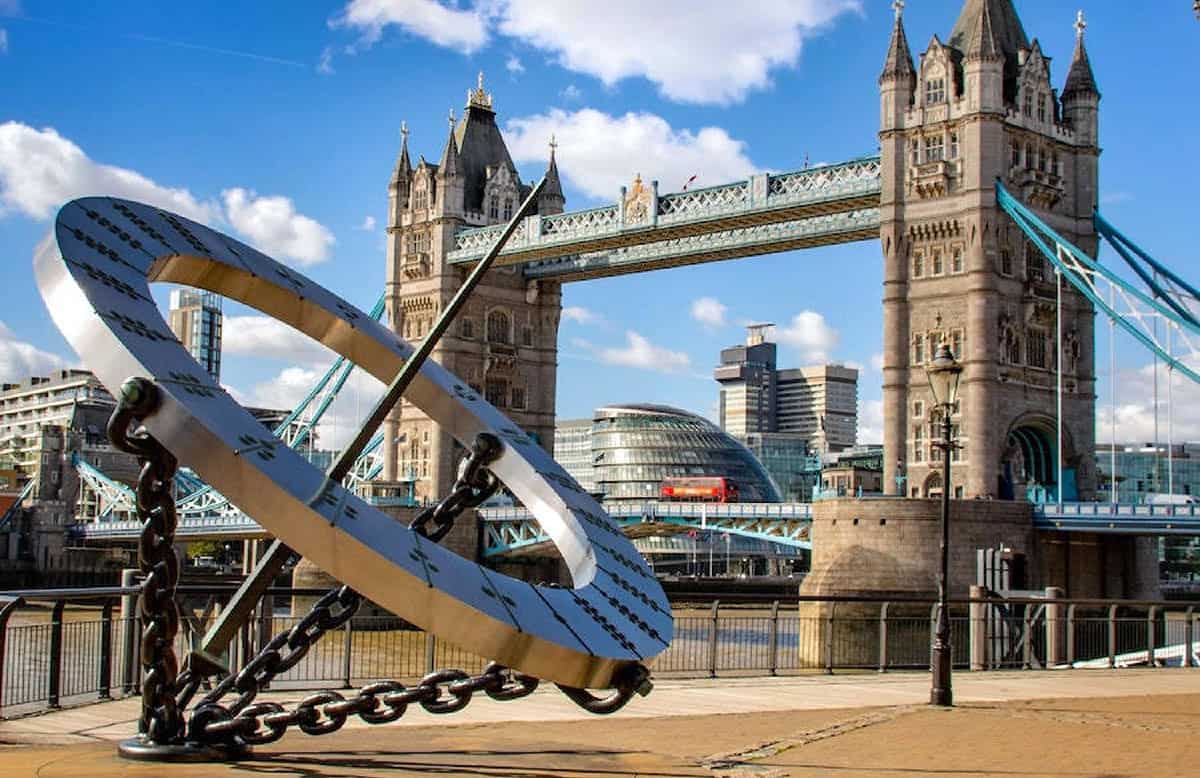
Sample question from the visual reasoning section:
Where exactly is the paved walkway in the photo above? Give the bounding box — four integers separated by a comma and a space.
2, 669, 1198, 776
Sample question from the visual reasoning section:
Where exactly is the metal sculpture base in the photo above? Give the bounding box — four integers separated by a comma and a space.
118, 736, 248, 762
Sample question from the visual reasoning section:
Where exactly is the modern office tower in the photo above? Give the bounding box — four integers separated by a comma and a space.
168, 288, 223, 383
714, 323, 777, 437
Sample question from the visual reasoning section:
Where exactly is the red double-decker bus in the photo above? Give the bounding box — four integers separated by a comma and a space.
659, 476, 738, 503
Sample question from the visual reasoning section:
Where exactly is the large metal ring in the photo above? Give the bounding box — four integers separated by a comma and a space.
35, 197, 671, 688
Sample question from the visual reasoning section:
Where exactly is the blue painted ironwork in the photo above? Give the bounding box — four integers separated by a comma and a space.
446, 156, 882, 275
1034, 501, 1200, 536
997, 182, 1200, 385
1094, 211, 1200, 328
0, 479, 35, 531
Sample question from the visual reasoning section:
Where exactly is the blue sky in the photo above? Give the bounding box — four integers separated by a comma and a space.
1, 1, 1198, 448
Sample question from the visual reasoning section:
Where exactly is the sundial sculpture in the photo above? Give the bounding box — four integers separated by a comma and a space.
35, 186, 671, 757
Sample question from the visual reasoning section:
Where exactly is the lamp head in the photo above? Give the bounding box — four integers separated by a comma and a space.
926, 343, 963, 409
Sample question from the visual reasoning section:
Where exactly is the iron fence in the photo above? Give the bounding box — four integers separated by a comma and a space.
0, 586, 1196, 718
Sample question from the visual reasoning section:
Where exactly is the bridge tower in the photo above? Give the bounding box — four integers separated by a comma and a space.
880, 0, 1100, 502
382, 75, 564, 502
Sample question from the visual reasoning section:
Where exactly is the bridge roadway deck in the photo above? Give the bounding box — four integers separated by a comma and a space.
1, 669, 1197, 776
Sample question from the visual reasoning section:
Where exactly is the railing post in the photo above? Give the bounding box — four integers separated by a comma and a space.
768, 600, 779, 676
1045, 587, 1065, 667
1186, 606, 1195, 669
878, 601, 890, 673
48, 600, 65, 708
120, 568, 138, 694
824, 602, 836, 675
969, 585, 986, 671
928, 602, 938, 671
98, 600, 114, 700
1147, 605, 1158, 667
425, 631, 437, 674
342, 618, 353, 689
708, 600, 720, 678
1022, 603, 1034, 670
1107, 604, 1118, 669
1066, 604, 1077, 667
0, 596, 24, 719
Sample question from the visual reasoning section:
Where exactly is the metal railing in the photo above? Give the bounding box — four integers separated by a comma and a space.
0, 587, 1196, 719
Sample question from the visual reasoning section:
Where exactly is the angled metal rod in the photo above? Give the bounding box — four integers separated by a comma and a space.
195, 177, 547, 664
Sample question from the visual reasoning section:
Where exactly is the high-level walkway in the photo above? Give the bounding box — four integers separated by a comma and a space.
1, 670, 1196, 776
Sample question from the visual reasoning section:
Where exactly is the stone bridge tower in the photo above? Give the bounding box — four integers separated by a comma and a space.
880, 0, 1100, 502
382, 75, 564, 502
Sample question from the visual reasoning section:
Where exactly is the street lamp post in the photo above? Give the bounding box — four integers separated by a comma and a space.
926, 343, 962, 707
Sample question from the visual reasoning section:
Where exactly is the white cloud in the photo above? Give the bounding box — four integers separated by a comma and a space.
318, 45, 335, 74
690, 296, 727, 329
505, 54, 524, 74
773, 310, 839, 363
494, 0, 859, 104
559, 84, 582, 102
222, 188, 335, 266
562, 306, 602, 326
596, 330, 690, 374
0, 122, 336, 267
858, 399, 883, 445
0, 122, 216, 222
358, 215, 377, 231
1097, 357, 1200, 443
221, 315, 339, 367
0, 322, 70, 382
869, 351, 885, 371
243, 365, 384, 450
0, 29, 8, 55
842, 360, 864, 372
334, 0, 488, 53
1100, 191, 1134, 206
505, 108, 756, 201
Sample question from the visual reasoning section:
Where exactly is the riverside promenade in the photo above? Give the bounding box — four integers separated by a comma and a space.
2, 669, 1198, 776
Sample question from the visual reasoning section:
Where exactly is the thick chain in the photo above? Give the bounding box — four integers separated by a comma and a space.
107, 377, 185, 745
409, 432, 502, 543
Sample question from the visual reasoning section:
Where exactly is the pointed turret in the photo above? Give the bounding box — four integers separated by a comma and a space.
438, 110, 460, 178
1062, 11, 1099, 100
948, 0, 1029, 102
390, 121, 412, 191
880, 0, 916, 83
959, 0, 1003, 60
538, 135, 565, 215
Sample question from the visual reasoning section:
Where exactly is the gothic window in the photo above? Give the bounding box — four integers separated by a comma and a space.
913, 335, 925, 365
951, 246, 963, 273
924, 135, 944, 162
413, 186, 428, 210
1027, 329, 1048, 368
1010, 141, 1021, 168
931, 248, 943, 275
485, 378, 508, 407
461, 318, 474, 339
951, 329, 963, 359
1036, 93, 1047, 123
1003, 328, 1021, 364
913, 425, 925, 462
910, 138, 919, 165
1024, 143, 1034, 169
521, 326, 533, 347
913, 400, 924, 418
1023, 91, 1033, 117
1001, 248, 1013, 276
925, 77, 945, 105
486, 309, 511, 344
1026, 241, 1045, 282
511, 386, 526, 410
488, 195, 499, 219
1037, 146, 1046, 172
913, 252, 924, 278
1053, 152, 1061, 178
949, 132, 959, 160
503, 199, 514, 221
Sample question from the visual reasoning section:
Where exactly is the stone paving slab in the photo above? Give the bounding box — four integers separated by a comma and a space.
1, 670, 1198, 776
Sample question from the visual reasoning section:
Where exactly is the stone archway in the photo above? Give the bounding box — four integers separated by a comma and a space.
1000, 416, 1074, 502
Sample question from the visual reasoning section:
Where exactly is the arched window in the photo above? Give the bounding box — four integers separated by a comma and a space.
486, 309, 511, 344
488, 195, 499, 219
502, 199, 513, 220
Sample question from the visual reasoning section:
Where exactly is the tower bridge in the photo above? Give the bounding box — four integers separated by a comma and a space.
59, 0, 1200, 601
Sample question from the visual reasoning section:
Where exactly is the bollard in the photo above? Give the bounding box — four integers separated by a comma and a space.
1107, 604, 1118, 669
878, 602, 890, 673
1187, 607, 1195, 669
119, 568, 138, 694
767, 601, 779, 676
1045, 587, 1065, 667
1147, 606, 1158, 667
48, 600, 65, 708
824, 602, 837, 675
969, 586, 986, 671
425, 631, 437, 674
1066, 604, 1077, 667
342, 619, 353, 689
708, 601, 720, 678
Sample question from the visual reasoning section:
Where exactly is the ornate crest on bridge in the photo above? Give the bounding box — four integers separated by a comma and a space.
623, 173, 653, 226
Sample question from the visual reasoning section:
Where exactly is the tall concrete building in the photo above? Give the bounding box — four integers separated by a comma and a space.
168, 288, 223, 383
715, 325, 858, 452
382, 75, 565, 501
879, 0, 1099, 500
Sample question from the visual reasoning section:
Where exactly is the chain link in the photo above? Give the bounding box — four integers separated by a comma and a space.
409, 432, 503, 542
107, 377, 185, 745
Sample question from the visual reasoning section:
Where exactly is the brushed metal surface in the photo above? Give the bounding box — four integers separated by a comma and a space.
35, 197, 671, 688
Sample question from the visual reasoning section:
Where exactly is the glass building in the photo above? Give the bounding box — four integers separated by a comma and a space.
589, 403, 781, 503
168, 288, 223, 383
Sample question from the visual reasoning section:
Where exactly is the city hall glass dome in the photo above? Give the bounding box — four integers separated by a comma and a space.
591, 403, 782, 503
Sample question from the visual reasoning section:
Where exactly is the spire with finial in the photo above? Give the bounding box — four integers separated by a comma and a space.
539, 134, 565, 214
466, 70, 494, 111
390, 119, 412, 191
439, 108, 460, 176
1063, 9, 1099, 100
880, 0, 915, 82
